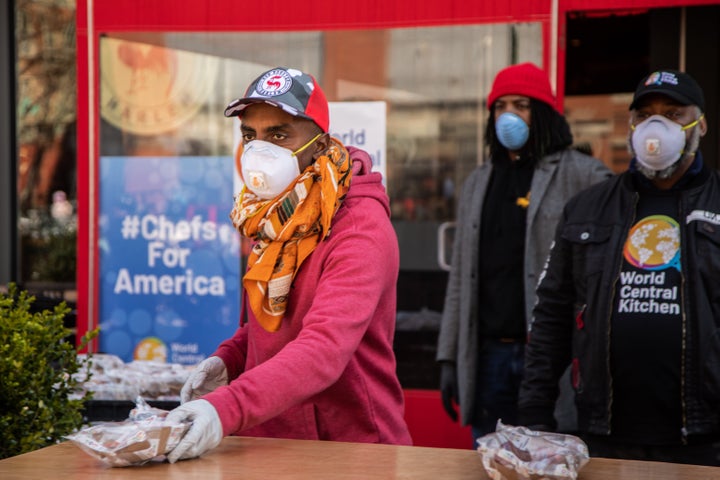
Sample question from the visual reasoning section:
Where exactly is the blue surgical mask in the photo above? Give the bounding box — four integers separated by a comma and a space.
495, 112, 529, 151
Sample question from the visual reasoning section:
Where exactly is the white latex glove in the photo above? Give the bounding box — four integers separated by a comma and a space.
165, 399, 223, 463
181, 356, 228, 404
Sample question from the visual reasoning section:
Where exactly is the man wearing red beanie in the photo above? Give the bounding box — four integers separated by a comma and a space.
436, 62, 612, 446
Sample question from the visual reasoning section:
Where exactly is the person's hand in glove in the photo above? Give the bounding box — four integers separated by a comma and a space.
440, 361, 459, 422
181, 356, 228, 403
166, 399, 223, 463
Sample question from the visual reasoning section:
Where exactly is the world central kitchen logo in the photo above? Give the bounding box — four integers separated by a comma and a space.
100, 37, 219, 135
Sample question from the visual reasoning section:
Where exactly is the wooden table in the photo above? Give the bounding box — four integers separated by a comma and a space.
1, 436, 719, 479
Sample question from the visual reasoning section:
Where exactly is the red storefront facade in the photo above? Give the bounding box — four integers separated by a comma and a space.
74, 0, 720, 448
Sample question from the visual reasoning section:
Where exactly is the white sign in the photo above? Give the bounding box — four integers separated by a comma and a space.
329, 101, 387, 185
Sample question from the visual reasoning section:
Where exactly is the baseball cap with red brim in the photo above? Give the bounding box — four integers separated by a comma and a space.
224, 67, 329, 132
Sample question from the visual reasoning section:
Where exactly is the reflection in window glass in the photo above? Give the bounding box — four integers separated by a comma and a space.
92, 23, 542, 388
101, 23, 541, 225
385, 24, 541, 223
16, 0, 77, 286
100, 31, 323, 159
97, 26, 543, 339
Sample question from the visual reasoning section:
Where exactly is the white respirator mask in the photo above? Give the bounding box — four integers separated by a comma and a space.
630, 114, 701, 171
241, 134, 321, 199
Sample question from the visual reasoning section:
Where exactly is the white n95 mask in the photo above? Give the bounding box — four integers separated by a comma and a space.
240, 134, 320, 200
631, 114, 701, 171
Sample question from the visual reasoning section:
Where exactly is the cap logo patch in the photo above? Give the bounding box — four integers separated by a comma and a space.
256, 69, 293, 97
645, 71, 679, 87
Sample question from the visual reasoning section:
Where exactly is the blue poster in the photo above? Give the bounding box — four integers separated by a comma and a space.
99, 156, 241, 365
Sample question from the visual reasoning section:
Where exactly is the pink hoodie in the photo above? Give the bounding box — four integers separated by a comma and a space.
203, 147, 412, 445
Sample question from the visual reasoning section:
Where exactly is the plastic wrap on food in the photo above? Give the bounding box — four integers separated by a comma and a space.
66, 397, 189, 467
124, 360, 190, 398
476, 421, 589, 480
72, 355, 191, 401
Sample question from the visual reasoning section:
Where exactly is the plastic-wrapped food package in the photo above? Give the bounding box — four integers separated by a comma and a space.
476, 421, 590, 480
66, 397, 189, 467
72, 354, 191, 401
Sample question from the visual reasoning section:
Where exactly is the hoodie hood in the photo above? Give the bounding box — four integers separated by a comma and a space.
345, 146, 391, 218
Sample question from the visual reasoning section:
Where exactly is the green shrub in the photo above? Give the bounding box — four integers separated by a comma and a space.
0, 283, 98, 459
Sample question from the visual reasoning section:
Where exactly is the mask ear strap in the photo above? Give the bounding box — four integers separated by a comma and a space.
682, 114, 704, 131
293, 133, 323, 156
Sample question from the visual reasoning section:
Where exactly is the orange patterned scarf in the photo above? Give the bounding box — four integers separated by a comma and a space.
230, 138, 352, 332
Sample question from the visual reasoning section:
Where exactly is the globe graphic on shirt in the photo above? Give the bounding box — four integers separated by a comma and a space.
623, 214, 680, 270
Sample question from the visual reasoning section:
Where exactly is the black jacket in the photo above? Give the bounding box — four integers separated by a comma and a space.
518, 161, 720, 438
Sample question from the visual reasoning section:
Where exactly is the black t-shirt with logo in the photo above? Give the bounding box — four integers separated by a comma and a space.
610, 189, 683, 445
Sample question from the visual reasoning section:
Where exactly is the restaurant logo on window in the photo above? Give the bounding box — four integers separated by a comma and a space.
100, 37, 219, 135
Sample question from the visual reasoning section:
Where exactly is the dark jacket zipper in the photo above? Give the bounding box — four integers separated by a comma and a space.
679, 192, 688, 445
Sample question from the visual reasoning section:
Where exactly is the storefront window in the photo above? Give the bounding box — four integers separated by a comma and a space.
100, 25, 542, 216
16, 0, 77, 294
96, 24, 542, 384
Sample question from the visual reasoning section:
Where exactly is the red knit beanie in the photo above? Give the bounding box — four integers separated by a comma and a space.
487, 62, 557, 111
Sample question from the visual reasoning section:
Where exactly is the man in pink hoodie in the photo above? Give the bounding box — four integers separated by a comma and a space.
166, 67, 412, 463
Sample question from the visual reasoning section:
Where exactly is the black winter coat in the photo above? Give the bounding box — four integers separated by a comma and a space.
519, 162, 720, 439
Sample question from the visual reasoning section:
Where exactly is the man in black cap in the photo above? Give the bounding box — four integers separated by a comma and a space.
164, 66, 412, 463
518, 69, 720, 466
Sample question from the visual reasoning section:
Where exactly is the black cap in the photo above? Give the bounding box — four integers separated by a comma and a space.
629, 70, 705, 111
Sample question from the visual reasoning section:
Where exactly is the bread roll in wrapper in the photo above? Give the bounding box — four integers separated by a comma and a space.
476, 421, 589, 480
66, 397, 189, 467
